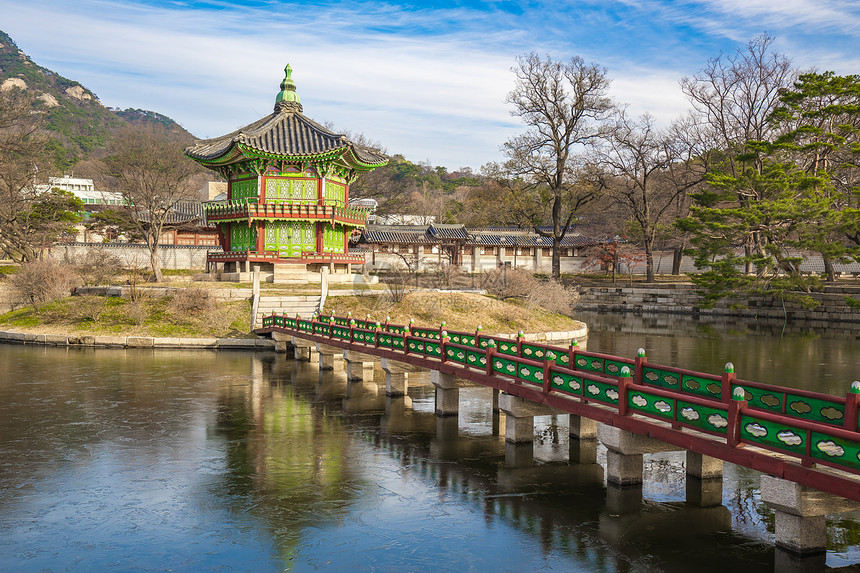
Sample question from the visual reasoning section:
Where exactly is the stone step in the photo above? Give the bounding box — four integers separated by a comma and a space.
255, 294, 321, 327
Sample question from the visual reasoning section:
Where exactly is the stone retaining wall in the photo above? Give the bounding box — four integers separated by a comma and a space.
0, 330, 275, 350
575, 283, 860, 326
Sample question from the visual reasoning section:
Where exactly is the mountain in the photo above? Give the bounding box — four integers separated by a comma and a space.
0, 30, 195, 169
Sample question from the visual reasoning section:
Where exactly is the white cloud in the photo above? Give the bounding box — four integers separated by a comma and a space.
2, 0, 859, 169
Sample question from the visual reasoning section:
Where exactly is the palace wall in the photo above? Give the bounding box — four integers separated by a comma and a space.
55, 243, 210, 270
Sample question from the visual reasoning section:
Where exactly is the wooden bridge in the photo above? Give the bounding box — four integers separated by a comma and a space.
257, 312, 860, 557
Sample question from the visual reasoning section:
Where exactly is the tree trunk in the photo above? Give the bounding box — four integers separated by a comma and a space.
150, 243, 163, 282
823, 255, 836, 282
645, 241, 655, 283
551, 194, 562, 279
672, 245, 683, 275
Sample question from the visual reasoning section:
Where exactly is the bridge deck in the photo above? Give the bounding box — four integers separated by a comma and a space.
258, 313, 860, 503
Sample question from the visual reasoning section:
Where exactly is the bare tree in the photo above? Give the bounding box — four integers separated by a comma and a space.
680, 34, 794, 172
0, 87, 82, 261
597, 112, 692, 282
680, 34, 795, 273
504, 53, 613, 278
99, 125, 200, 282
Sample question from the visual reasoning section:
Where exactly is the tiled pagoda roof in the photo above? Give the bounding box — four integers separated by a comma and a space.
185, 65, 388, 170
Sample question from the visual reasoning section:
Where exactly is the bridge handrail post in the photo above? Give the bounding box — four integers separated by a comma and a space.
516, 330, 524, 357
542, 359, 552, 394
617, 366, 632, 416
720, 363, 737, 403
374, 322, 381, 348
485, 340, 496, 376
727, 386, 748, 447
441, 330, 449, 363
634, 348, 646, 386
568, 340, 578, 372
845, 381, 860, 431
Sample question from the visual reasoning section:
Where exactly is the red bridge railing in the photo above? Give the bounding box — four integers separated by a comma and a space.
260, 312, 860, 492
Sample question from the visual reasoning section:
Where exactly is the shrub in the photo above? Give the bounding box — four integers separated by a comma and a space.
167, 284, 215, 315
527, 278, 577, 315
66, 294, 110, 323
481, 267, 533, 301
481, 267, 576, 315
381, 261, 415, 303
9, 257, 80, 311
74, 248, 124, 286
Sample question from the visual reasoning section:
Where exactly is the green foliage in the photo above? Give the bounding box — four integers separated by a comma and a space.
681, 150, 831, 307
115, 108, 180, 129
679, 70, 860, 305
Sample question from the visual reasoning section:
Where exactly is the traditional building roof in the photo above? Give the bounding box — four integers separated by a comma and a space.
185, 65, 388, 170
360, 224, 603, 248
362, 225, 430, 244
427, 223, 470, 240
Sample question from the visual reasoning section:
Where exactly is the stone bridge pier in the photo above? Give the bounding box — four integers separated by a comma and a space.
290, 336, 317, 362
316, 343, 343, 370
342, 349, 377, 382
431, 371, 460, 417
761, 475, 860, 557
498, 393, 568, 467
380, 358, 425, 397
597, 424, 724, 508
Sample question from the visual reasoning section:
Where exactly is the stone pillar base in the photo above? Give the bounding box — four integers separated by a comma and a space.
435, 387, 459, 416
431, 371, 460, 416
761, 474, 860, 555
385, 371, 408, 396
606, 450, 644, 486
686, 451, 723, 479
505, 414, 535, 443
318, 352, 343, 370
346, 362, 375, 381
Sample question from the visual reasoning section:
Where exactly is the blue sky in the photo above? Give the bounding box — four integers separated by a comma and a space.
2, 0, 860, 170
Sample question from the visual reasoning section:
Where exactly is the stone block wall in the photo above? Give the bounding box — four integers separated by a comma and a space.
575, 283, 860, 326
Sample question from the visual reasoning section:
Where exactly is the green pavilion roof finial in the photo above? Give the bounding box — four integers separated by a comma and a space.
275, 64, 303, 113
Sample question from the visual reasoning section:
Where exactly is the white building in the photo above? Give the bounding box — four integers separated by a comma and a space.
39, 175, 125, 205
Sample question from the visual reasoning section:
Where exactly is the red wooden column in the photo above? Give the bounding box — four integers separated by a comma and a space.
255, 221, 265, 254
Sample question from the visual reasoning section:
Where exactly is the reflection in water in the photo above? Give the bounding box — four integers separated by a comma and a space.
0, 332, 859, 571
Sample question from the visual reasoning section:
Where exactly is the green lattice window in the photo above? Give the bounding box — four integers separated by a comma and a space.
323, 226, 345, 253
230, 224, 257, 251
324, 180, 346, 205
231, 178, 258, 200
265, 221, 316, 257
264, 177, 317, 204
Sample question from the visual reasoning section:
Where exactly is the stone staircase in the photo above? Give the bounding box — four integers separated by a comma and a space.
272, 264, 313, 284
255, 295, 321, 328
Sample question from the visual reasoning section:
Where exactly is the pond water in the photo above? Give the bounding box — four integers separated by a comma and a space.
2, 313, 860, 572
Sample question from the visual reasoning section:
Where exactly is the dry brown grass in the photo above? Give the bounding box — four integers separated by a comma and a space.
324, 291, 583, 334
